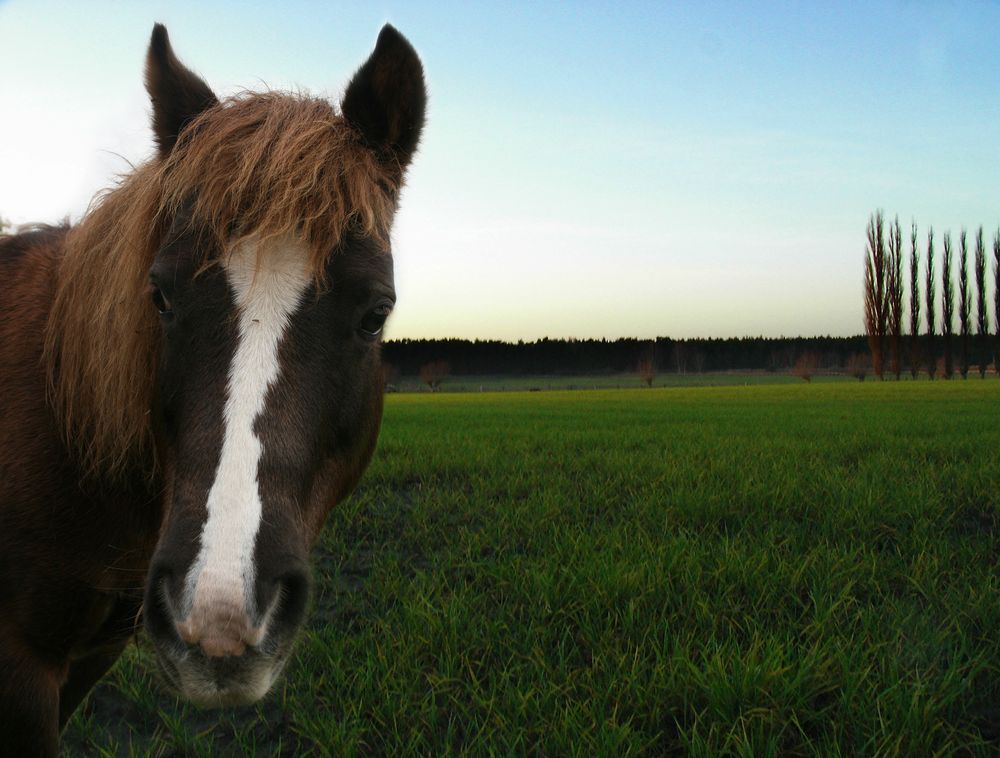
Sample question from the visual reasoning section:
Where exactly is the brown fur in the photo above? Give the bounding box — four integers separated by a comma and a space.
44, 93, 398, 479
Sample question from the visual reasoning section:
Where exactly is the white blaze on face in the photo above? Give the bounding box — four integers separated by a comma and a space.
181, 233, 312, 650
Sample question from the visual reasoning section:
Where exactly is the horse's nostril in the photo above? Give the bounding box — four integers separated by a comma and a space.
263, 569, 311, 642
143, 562, 179, 643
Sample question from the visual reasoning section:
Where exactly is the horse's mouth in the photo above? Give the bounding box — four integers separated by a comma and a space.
151, 640, 292, 708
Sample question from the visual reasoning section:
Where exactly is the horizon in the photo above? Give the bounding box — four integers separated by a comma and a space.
2, 1, 999, 341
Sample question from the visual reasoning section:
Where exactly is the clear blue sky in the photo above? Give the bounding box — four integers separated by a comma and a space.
2, 1, 999, 340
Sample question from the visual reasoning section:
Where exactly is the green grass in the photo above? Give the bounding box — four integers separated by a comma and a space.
65, 381, 1000, 755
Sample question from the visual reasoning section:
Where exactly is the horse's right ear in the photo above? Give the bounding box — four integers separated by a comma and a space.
342, 25, 427, 180
145, 24, 218, 157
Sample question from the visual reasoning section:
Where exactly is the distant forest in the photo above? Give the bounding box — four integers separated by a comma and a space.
382, 336, 870, 377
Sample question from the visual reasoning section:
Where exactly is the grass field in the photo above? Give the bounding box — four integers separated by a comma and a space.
65, 381, 1000, 756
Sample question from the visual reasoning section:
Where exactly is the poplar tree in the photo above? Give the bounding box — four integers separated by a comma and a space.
925, 228, 937, 379
974, 227, 988, 377
863, 211, 887, 379
908, 222, 920, 378
994, 231, 1000, 377
886, 217, 904, 379
942, 232, 955, 379
958, 229, 970, 378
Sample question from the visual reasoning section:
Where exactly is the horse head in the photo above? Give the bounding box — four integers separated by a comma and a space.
136, 24, 425, 706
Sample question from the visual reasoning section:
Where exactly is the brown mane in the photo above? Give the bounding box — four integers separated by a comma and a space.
43, 92, 398, 479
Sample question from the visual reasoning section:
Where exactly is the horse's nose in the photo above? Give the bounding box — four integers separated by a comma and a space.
172, 567, 311, 658
176, 598, 257, 658
145, 558, 311, 658
145, 560, 257, 657
174, 569, 263, 658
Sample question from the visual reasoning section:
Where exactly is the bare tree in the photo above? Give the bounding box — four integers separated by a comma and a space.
886, 217, 904, 379
863, 211, 887, 379
419, 360, 450, 392
958, 229, 970, 378
672, 341, 688, 374
691, 351, 706, 374
792, 351, 819, 382
974, 227, 989, 378
942, 232, 954, 379
637, 342, 657, 386
846, 352, 870, 381
382, 362, 400, 392
637, 358, 656, 387
908, 222, 920, 378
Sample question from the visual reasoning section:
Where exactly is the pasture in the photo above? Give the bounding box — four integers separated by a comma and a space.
66, 382, 1000, 755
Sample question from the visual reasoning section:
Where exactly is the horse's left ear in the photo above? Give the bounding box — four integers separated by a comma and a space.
342, 25, 427, 179
145, 23, 218, 157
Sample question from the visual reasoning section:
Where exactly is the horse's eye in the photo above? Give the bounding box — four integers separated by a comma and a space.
358, 303, 391, 339
150, 284, 172, 316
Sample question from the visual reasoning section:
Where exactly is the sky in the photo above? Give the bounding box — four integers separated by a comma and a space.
2, 1, 999, 341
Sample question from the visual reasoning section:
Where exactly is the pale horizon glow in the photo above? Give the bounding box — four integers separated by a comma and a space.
2, 1, 999, 341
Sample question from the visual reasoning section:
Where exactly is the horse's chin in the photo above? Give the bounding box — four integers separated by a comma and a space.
152, 643, 291, 708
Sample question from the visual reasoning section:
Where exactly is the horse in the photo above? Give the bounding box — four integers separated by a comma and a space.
0, 23, 425, 755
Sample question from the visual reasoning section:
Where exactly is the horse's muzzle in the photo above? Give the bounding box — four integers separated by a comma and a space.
142, 562, 310, 706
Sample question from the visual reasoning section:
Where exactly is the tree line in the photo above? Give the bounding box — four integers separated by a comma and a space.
864, 210, 999, 380
383, 335, 872, 379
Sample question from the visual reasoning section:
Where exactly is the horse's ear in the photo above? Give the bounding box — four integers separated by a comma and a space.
145, 24, 218, 157
342, 25, 427, 178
